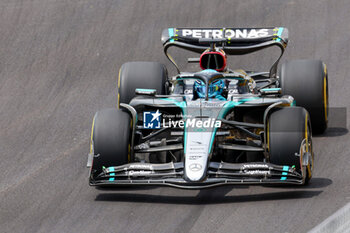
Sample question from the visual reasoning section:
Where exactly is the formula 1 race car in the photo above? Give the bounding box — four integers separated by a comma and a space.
88, 27, 328, 188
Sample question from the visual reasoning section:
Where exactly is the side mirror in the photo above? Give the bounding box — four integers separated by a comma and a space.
135, 88, 157, 96
259, 88, 281, 95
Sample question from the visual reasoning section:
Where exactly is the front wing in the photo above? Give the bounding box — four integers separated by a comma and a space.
89, 162, 303, 189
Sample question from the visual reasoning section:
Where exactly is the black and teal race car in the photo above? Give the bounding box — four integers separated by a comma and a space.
88, 27, 328, 189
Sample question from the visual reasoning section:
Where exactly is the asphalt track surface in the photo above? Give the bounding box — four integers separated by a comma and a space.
0, 1, 349, 233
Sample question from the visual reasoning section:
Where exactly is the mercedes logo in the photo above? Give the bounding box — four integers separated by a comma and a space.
189, 163, 202, 172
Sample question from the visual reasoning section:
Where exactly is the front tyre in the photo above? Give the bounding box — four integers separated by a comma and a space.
268, 107, 313, 184
89, 108, 130, 180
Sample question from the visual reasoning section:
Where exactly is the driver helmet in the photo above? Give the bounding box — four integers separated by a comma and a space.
193, 70, 225, 99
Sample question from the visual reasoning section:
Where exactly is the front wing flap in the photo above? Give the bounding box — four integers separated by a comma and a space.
90, 162, 303, 189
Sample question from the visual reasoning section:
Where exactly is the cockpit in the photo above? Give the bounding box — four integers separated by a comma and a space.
172, 69, 253, 101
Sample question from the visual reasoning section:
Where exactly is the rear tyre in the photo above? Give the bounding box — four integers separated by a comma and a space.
118, 62, 168, 106
280, 60, 328, 134
90, 108, 130, 179
268, 107, 313, 184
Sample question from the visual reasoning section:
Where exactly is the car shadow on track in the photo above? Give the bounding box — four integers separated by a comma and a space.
94, 188, 323, 205
313, 127, 348, 137
95, 185, 159, 191
263, 177, 332, 189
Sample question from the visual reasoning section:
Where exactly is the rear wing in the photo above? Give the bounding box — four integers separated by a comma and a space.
161, 27, 289, 77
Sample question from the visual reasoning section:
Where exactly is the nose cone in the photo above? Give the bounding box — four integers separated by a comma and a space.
185, 160, 207, 182
184, 131, 212, 182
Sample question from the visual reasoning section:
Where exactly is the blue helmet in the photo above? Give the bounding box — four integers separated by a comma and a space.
193, 70, 225, 99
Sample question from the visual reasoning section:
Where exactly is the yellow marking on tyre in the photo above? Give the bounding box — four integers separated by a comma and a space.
323, 75, 328, 122
90, 116, 96, 154
305, 114, 312, 178
305, 113, 308, 153
117, 68, 121, 108
307, 159, 312, 179
128, 144, 131, 162
309, 136, 314, 179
